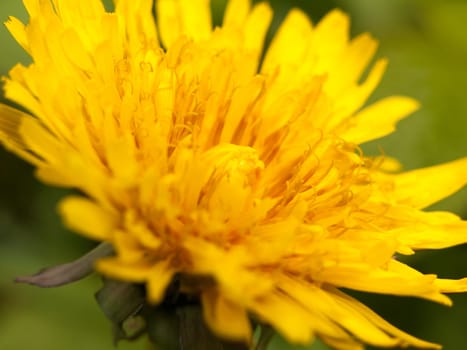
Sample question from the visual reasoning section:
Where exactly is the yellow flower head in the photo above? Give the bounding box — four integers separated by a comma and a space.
1, 0, 467, 348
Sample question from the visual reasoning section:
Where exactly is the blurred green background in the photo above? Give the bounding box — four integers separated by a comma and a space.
1, 0, 466, 349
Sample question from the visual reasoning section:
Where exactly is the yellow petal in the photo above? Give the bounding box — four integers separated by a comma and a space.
436, 278, 467, 293
59, 196, 117, 241
19, 116, 63, 164
3, 68, 43, 117
390, 157, 467, 209
319, 336, 364, 350
115, 0, 159, 52
53, 0, 105, 19
261, 8, 313, 74
223, 0, 250, 27
147, 260, 175, 303
23, 0, 55, 18
157, 0, 212, 48
35, 165, 75, 187
96, 257, 151, 282
60, 28, 94, 71
201, 289, 251, 342
317, 261, 451, 305
184, 236, 273, 301
332, 32, 378, 89
0, 104, 41, 165
395, 210, 467, 250
386, 259, 452, 305
124, 211, 162, 250
242, 2, 272, 65
219, 76, 265, 143
105, 132, 140, 187
312, 9, 350, 61
5, 16, 29, 53
327, 287, 442, 349
330, 58, 388, 127
341, 96, 420, 144
279, 277, 399, 347
113, 230, 145, 263
249, 292, 315, 344
375, 155, 402, 172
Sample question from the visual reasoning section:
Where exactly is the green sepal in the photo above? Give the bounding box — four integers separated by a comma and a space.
144, 305, 180, 350
145, 304, 249, 350
15, 242, 113, 287
95, 278, 146, 344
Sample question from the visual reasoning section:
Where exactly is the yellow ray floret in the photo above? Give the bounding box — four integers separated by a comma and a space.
1, 0, 467, 349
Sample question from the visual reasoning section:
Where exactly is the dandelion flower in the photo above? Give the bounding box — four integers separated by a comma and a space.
1, 0, 467, 349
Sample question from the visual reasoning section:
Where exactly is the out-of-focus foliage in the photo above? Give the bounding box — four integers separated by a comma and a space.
0, 1, 466, 349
